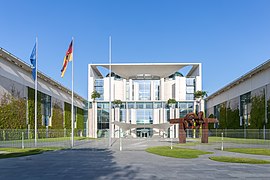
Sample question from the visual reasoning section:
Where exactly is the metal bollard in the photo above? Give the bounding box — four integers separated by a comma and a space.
22, 132, 24, 149
221, 132, 223, 151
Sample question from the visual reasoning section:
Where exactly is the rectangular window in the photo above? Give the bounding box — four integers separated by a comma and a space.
186, 86, 194, 94
94, 79, 104, 100
186, 78, 195, 86
154, 102, 162, 109
127, 102, 135, 109
186, 94, 194, 100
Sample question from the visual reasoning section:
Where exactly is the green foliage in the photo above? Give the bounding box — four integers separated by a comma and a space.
194, 90, 208, 99
209, 156, 270, 164
91, 90, 100, 101
146, 146, 212, 158
0, 148, 62, 159
218, 104, 227, 129
64, 102, 71, 129
0, 93, 26, 129
267, 99, 270, 129
224, 148, 270, 156
226, 108, 240, 129
250, 95, 265, 129
216, 101, 240, 129
28, 87, 43, 129
76, 107, 84, 130
208, 114, 215, 129
112, 99, 122, 107
167, 98, 177, 106
51, 101, 64, 129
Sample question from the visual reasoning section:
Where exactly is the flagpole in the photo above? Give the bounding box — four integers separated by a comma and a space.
109, 36, 112, 147
34, 37, 38, 147
71, 37, 74, 148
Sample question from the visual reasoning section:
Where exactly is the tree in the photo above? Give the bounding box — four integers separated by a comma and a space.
112, 99, 122, 108
194, 90, 208, 99
167, 98, 177, 107
91, 90, 101, 102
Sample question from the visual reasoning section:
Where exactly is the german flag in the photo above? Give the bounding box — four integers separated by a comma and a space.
61, 40, 73, 77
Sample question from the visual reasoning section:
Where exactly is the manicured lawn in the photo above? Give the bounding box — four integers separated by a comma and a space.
0, 136, 91, 144
146, 146, 212, 158
209, 137, 270, 144
0, 147, 62, 159
209, 156, 270, 164
223, 148, 270, 156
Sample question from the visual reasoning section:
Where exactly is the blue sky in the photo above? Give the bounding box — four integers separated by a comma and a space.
1, 0, 270, 99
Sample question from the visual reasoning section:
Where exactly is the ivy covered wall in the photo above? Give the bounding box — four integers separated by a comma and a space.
0, 93, 26, 129
28, 87, 43, 129
213, 94, 269, 129
64, 102, 71, 129
250, 95, 265, 129
51, 101, 64, 129
76, 107, 84, 131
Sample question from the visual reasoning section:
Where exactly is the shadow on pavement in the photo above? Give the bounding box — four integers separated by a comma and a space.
0, 147, 139, 180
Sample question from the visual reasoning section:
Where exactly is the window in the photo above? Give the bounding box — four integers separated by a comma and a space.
186, 78, 195, 86
134, 80, 151, 100
186, 94, 194, 100
94, 79, 104, 100
179, 102, 194, 118
186, 86, 194, 94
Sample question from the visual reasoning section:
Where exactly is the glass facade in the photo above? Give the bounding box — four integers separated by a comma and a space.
97, 102, 109, 137
240, 92, 251, 126
178, 102, 194, 118
134, 80, 151, 100
41, 92, 51, 126
186, 78, 195, 100
94, 79, 104, 100
91, 71, 198, 138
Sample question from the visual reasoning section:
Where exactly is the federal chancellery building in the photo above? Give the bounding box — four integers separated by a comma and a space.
88, 63, 203, 138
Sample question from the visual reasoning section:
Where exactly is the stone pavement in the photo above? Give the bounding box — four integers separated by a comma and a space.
0, 138, 270, 180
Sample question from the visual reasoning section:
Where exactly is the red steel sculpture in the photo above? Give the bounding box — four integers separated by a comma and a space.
170, 111, 218, 143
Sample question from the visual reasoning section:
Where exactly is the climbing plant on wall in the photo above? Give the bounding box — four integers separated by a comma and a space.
0, 93, 26, 129
250, 95, 265, 129
64, 102, 71, 129
218, 104, 227, 129
76, 107, 84, 131
28, 87, 43, 129
267, 99, 270, 129
51, 101, 64, 129
226, 108, 240, 129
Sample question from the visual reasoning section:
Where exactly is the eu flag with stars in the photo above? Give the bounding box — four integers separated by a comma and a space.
30, 43, 36, 80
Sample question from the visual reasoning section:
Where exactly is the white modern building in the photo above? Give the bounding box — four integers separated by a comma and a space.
206, 59, 270, 130
88, 63, 203, 138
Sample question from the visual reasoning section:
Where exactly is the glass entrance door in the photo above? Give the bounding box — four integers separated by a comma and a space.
136, 128, 152, 138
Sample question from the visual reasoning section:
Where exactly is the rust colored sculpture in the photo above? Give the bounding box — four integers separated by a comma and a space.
170, 111, 218, 143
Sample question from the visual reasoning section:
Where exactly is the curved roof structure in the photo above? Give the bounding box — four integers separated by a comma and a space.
90, 63, 201, 79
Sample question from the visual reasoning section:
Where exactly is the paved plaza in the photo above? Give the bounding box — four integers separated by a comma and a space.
0, 138, 270, 180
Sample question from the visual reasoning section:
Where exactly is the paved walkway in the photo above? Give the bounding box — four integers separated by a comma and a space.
0, 138, 270, 180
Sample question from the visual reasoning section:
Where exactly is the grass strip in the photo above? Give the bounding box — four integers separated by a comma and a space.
146, 146, 212, 158
223, 148, 270, 156
209, 156, 270, 164
0, 147, 62, 159
209, 137, 270, 144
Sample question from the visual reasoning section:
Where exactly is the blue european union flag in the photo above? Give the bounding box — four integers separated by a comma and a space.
30, 43, 36, 80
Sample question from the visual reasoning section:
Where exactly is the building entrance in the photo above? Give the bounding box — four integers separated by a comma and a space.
136, 128, 152, 138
